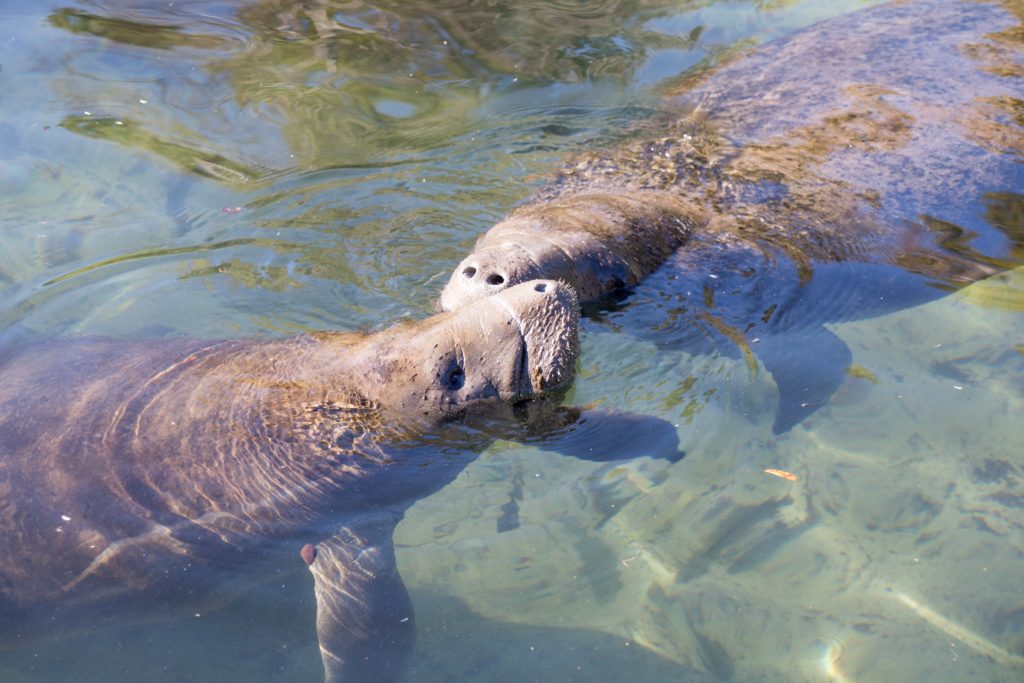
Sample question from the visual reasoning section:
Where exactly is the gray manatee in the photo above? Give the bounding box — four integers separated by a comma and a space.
441, 0, 1024, 432
440, 191, 707, 311
0, 279, 682, 681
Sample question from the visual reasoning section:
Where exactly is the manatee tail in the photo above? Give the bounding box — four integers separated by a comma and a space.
753, 325, 853, 434
305, 512, 414, 683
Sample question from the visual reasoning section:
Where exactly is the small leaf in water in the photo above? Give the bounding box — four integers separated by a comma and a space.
846, 364, 880, 384
763, 468, 798, 481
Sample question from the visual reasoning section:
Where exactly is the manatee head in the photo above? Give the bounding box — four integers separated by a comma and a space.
359, 279, 580, 424
440, 241, 550, 312
439, 192, 700, 311
439, 217, 588, 312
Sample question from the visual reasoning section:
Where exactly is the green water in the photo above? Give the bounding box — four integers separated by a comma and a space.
1, 0, 1022, 681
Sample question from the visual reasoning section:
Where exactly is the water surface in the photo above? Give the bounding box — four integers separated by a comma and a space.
1, 0, 1022, 681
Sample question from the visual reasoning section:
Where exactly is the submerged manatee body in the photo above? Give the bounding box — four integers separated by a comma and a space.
0, 281, 608, 681
442, 0, 1024, 431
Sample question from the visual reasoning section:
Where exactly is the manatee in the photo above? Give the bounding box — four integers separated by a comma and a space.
440, 191, 708, 311
440, 0, 1024, 432
0, 279, 683, 682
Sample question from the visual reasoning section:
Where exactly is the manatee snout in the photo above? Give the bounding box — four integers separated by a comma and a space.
387, 279, 580, 421
441, 242, 547, 311
490, 278, 580, 398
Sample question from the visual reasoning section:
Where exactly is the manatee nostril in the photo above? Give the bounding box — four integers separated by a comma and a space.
442, 360, 465, 391
534, 283, 547, 293
485, 273, 505, 286
462, 267, 477, 279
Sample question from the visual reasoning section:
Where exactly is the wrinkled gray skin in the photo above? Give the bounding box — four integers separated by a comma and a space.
441, 0, 1024, 431
0, 280, 593, 682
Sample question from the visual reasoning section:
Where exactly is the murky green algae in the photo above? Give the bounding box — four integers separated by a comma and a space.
958, 263, 1024, 312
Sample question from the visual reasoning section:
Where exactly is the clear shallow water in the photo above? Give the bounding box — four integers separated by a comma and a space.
1, 1, 1022, 681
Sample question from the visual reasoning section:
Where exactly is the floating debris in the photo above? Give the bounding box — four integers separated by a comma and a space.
763, 468, 799, 481
846, 364, 880, 384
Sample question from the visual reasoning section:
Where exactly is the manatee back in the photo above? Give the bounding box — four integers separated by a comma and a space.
0, 337, 229, 609
0, 337, 199, 456
688, 0, 1023, 225
537, 0, 1022, 285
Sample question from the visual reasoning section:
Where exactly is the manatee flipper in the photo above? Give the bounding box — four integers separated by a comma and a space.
305, 512, 414, 683
753, 325, 853, 434
510, 403, 685, 463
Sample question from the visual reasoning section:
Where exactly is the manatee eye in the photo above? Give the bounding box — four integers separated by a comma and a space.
442, 360, 465, 391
